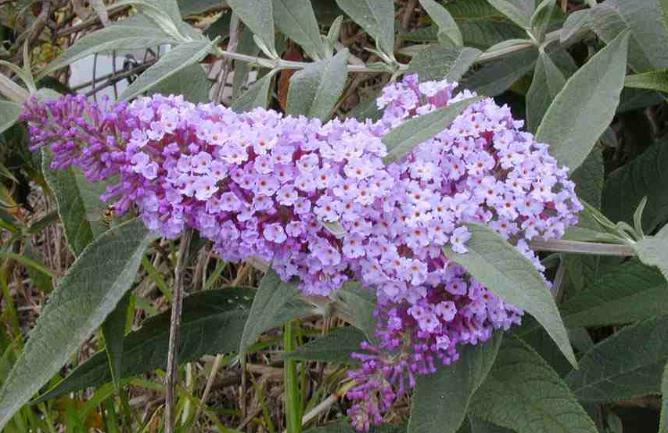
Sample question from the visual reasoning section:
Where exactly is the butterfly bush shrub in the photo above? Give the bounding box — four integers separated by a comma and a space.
23, 74, 580, 430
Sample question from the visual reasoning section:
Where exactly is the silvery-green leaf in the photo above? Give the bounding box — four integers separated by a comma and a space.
41, 17, 177, 76
287, 49, 349, 120
464, 47, 538, 96
334, 0, 395, 55
232, 72, 276, 113
226, 0, 276, 55
407, 45, 481, 81
634, 225, 668, 281
102, 292, 130, 389
470, 337, 596, 433
419, 0, 463, 46
566, 316, 668, 402
42, 150, 108, 256
0, 100, 21, 135
536, 31, 629, 171
590, 0, 668, 72
661, 361, 668, 433
273, 0, 325, 59
486, 0, 534, 29
445, 0, 526, 49
444, 223, 576, 367
560, 9, 593, 45
0, 219, 151, 430
148, 63, 211, 103
382, 97, 482, 164
121, 39, 216, 100
526, 52, 566, 131
409, 334, 502, 433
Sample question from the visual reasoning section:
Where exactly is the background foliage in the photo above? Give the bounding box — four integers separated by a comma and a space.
1, 0, 668, 432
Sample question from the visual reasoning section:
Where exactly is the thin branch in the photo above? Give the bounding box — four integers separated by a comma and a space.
165, 229, 193, 433
529, 239, 636, 257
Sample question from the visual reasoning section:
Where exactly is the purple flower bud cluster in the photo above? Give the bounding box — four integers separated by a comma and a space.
22, 74, 581, 430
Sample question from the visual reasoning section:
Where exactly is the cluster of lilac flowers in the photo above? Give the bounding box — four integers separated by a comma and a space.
22, 74, 581, 431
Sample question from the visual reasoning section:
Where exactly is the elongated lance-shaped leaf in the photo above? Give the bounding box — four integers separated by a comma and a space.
559, 260, 668, 328
0, 219, 152, 430
486, 0, 534, 29
0, 100, 21, 135
470, 337, 597, 433
272, 0, 325, 59
625, 69, 668, 93
232, 72, 276, 113
238, 269, 315, 355
40, 16, 177, 76
536, 31, 629, 171
419, 0, 463, 47
284, 327, 366, 364
102, 292, 130, 389
408, 334, 502, 433
634, 225, 668, 281
335, 0, 395, 56
566, 316, 668, 402
34, 287, 253, 402
121, 39, 217, 100
443, 223, 577, 367
526, 51, 566, 132
227, 0, 276, 55
42, 150, 108, 256
287, 49, 349, 120
382, 96, 482, 164
407, 45, 481, 82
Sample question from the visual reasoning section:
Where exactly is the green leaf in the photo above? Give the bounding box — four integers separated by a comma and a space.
273, 0, 325, 59
148, 63, 211, 103
408, 333, 502, 433
382, 96, 482, 164
121, 39, 216, 100
660, 361, 668, 433
571, 148, 604, 209
41, 17, 177, 76
536, 31, 629, 171
227, 0, 276, 55
560, 260, 668, 327
443, 223, 576, 367
407, 45, 481, 82
238, 269, 314, 355
469, 418, 513, 433
530, 0, 557, 40
470, 337, 597, 433
232, 72, 276, 113
464, 47, 538, 97
284, 326, 365, 364
35, 287, 253, 402
287, 49, 349, 120
0, 219, 151, 430
102, 293, 130, 389
0, 100, 21, 135
565, 316, 668, 402
486, 0, 534, 29
419, 0, 463, 46
560, 9, 593, 45
445, 0, 526, 49
634, 226, 668, 281
334, 0, 395, 55
331, 281, 377, 340
42, 150, 108, 256
590, 0, 668, 72
525, 51, 566, 133
602, 139, 668, 233
625, 69, 668, 93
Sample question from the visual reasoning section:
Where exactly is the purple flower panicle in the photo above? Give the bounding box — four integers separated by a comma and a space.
22, 75, 581, 430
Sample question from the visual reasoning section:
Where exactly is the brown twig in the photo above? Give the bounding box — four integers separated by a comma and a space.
164, 229, 193, 433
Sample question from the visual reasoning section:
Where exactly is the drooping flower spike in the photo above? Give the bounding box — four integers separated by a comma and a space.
22, 75, 581, 430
